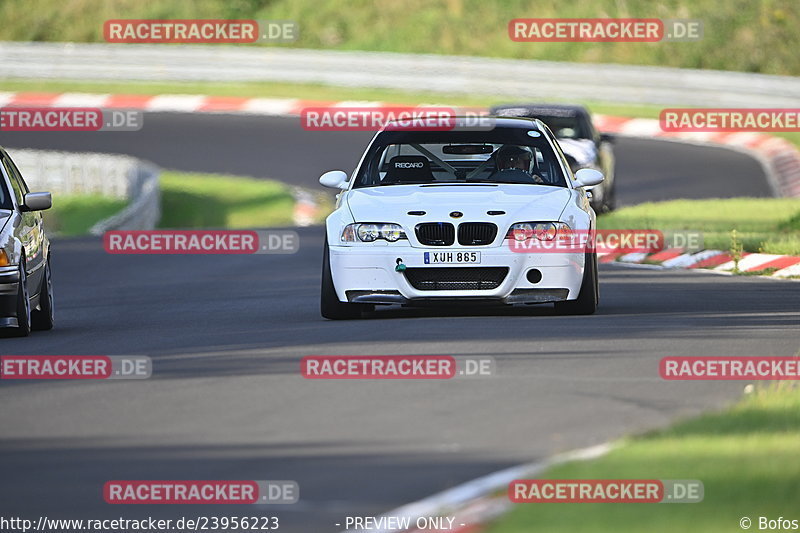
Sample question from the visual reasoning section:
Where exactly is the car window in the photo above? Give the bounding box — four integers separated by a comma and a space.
3, 154, 30, 193
491, 107, 593, 140
537, 116, 591, 140
1, 156, 25, 207
354, 129, 568, 188
0, 176, 11, 210
0, 158, 11, 210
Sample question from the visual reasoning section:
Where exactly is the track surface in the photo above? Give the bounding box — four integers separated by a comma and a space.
0, 114, 795, 533
0, 113, 772, 202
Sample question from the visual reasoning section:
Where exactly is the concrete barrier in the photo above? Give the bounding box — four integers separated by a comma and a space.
6, 148, 160, 234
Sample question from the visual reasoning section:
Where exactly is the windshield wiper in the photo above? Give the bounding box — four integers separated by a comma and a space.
466, 179, 563, 186
420, 182, 497, 187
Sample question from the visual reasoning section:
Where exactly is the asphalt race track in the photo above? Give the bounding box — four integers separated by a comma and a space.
0, 113, 796, 533
0, 113, 773, 202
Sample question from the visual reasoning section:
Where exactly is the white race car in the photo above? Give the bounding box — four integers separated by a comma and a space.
319, 117, 604, 319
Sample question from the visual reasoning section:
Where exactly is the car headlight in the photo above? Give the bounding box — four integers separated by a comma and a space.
341, 223, 407, 243
506, 222, 570, 241
377, 224, 404, 242
357, 224, 381, 242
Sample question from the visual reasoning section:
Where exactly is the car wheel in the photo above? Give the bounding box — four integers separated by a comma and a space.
321, 237, 369, 320
554, 252, 598, 315
31, 257, 54, 331
603, 184, 616, 212
12, 261, 31, 336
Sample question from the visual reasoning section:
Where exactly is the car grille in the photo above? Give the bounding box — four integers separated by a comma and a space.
415, 223, 455, 246
457, 222, 498, 246
404, 267, 509, 291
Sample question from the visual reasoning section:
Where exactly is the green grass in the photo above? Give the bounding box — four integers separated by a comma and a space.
158, 171, 295, 228
0, 0, 798, 75
486, 382, 800, 533
43, 195, 127, 236
44, 172, 297, 236
597, 198, 800, 255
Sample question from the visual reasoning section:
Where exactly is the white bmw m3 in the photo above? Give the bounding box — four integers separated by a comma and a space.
319, 117, 604, 319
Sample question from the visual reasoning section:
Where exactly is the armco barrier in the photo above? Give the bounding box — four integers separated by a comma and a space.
0, 41, 798, 106
6, 148, 160, 233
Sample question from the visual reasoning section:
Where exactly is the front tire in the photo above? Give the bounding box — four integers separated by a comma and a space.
32, 257, 54, 331
321, 238, 368, 320
603, 182, 616, 212
554, 252, 598, 315
12, 262, 31, 336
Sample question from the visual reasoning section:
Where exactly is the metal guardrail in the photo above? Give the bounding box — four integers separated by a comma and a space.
6, 148, 160, 234
0, 42, 798, 106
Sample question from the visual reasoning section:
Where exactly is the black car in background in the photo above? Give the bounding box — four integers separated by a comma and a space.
490, 104, 616, 212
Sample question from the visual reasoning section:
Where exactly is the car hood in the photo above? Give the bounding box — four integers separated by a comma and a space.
345, 185, 572, 228
558, 138, 597, 167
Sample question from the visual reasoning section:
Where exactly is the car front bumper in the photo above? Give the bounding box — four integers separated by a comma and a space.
0, 265, 19, 321
329, 244, 585, 305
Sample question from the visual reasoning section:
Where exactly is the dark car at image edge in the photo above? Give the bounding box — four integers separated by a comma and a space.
0, 146, 54, 337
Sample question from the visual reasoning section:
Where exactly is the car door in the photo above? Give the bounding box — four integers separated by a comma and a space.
0, 151, 45, 294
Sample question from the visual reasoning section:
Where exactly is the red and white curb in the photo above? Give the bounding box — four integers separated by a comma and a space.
342, 443, 612, 533
0, 92, 333, 226
601, 249, 800, 279
592, 114, 800, 199
0, 91, 398, 116
291, 187, 321, 227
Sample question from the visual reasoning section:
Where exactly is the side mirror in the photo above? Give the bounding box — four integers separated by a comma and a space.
574, 169, 604, 189
319, 170, 348, 190
599, 132, 615, 144
22, 192, 52, 212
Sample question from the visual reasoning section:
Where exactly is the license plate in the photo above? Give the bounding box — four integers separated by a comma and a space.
423, 251, 481, 264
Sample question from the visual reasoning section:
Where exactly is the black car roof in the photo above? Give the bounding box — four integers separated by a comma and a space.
490, 103, 590, 118
381, 116, 548, 131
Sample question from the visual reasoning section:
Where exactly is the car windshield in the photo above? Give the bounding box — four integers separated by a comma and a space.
536, 115, 591, 140
353, 129, 568, 188
492, 108, 592, 140
0, 178, 11, 210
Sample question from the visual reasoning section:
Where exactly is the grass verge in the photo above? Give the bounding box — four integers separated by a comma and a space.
43, 195, 127, 236
597, 198, 800, 255
486, 382, 800, 533
0, 0, 797, 75
44, 172, 297, 236
158, 171, 295, 228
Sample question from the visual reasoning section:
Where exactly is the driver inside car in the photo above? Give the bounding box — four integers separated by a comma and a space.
490, 145, 545, 184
